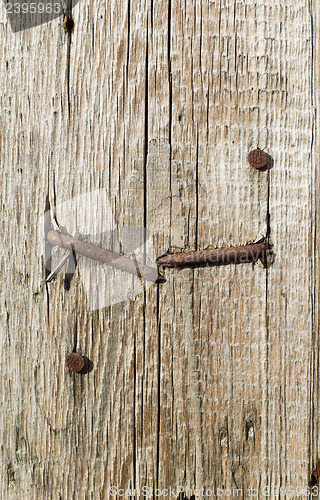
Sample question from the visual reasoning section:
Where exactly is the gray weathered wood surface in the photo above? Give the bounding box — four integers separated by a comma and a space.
0, 0, 318, 497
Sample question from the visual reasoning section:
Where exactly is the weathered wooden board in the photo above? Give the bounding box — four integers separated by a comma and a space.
0, 0, 317, 498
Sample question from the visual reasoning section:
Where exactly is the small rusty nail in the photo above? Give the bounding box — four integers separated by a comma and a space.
248, 149, 269, 170
65, 353, 85, 373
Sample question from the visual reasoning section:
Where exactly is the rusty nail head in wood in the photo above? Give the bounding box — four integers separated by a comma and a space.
65, 353, 85, 373
248, 149, 269, 170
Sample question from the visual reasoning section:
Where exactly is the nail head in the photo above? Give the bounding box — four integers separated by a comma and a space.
248, 149, 269, 170
65, 353, 84, 373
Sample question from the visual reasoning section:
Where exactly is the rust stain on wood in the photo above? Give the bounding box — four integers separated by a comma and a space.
309, 459, 320, 487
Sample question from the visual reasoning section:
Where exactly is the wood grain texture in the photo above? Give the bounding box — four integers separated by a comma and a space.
0, 0, 317, 498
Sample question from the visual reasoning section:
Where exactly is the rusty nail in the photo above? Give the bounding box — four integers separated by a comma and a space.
65, 353, 85, 373
46, 251, 71, 283
47, 229, 166, 284
248, 149, 269, 170
156, 241, 271, 269
46, 232, 89, 283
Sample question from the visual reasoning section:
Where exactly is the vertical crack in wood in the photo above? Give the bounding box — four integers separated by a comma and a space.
62, 0, 73, 118
150, 0, 154, 32
218, 1, 222, 95
168, 0, 173, 246
309, 117, 317, 488
66, 31, 72, 119
266, 169, 271, 244
44, 192, 51, 323
141, 291, 146, 466
265, 228, 270, 481
50, 170, 60, 231
308, 0, 319, 481
195, 132, 199, 250
143, 20, 149, 265
126, 0, 131, 84
266, 165, 272, 478
136, 9, 150, 492
72, 315, 78, 355
156, 286, 161, 490
191, 272, 205, 490
309, 458, 320, 488
133, 325, 137, 491
64, 242, 77, 290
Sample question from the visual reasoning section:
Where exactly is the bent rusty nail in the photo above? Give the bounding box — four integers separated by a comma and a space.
47, 229, 166, 284
156, 241, 272, 269
46, 251, 71, 282
46, 233, 88, 283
